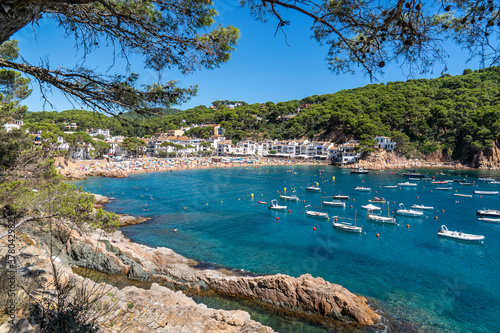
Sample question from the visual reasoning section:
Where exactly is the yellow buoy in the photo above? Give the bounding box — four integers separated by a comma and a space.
251, 193, 254, 197
332, 176, 335, 180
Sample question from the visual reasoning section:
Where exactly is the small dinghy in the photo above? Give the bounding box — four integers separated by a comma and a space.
438, 225, 484, 242
280, 190, 299, 201
305, 184, 321, 192
473, 191, 499, 195
411, 204, 434, 210
435, 187, 453, 191
476, 209, 500, 217
384, 185, 398, 189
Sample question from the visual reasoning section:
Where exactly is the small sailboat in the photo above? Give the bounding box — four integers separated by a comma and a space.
305, 205, 329, 219
332, 211, 363, 233
280, 190, 299, 201
268, 199, 287, 210
478, 217, 500, 223
332, 191, 349, 200
367, 204, 396, 224
438, 225, 484, 242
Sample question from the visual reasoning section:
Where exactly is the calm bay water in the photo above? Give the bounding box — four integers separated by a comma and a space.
72, 165, 500, 332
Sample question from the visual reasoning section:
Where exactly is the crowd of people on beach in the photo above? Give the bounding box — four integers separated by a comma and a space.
59, 156, 323, 177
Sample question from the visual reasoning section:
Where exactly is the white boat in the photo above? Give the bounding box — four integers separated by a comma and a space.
478, 177, 494, 181
333, 194, 349, 200
408, 178, 421, 181
353, 186, 371, 192
369, 197, 386, 203
476, 209, 500, 217
305, 184, 321, 192
351, 167, 369, 174
305, 205, 329, 219
332, 213, 362, 233
435, 187, 453, 191
280, 190, 299, 201
268, 199, 287, 210
459, 182, 474, 185
454, 193, 472, 197
361, 204, 381, 211
366, 213, 396, 224
489, 181, 500, 185
478, 217, 500, 223
398, 182, 417, 187
383, 185, 399, 189
411, 204, 434, 210
473, 191, 499, 195
438, 225, 484, 242
322, 199, 346, 207
396, 203, 424, 217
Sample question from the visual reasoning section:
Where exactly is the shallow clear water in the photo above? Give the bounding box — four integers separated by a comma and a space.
72, 165, 500, 333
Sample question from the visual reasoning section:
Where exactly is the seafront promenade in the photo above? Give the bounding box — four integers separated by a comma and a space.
55, 156, 325, 179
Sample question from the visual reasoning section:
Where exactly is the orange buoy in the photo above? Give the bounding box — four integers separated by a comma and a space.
406, 224, 410, 228
417, 196, 419, 199
353, 199, 356, 202
313, 227, 316, 231
391, 211, 394, 214
335, 218, 338, 222
350, 205, 353, 208
480, 196, 482, 198
376, 233, 380, 238
303, 200, 306, 203
376, 173, 378, 175
174, 228, 177, 232
435, 216, 438, 219
277, 217, 279, 221
288, 210, 291, 213
442, 209, 445, 213
393, 201, 396, 204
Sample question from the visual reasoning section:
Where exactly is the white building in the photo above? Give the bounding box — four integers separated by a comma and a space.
216, 140, 235, 156
3, 118, 23, 132
339, 140, 362, 164
88, 128, 111, 138
374, 136, 396, 150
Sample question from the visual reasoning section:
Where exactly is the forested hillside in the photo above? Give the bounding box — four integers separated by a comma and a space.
26, 67, 500, 163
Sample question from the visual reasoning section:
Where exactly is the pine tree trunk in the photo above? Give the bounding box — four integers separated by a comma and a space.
0, 2, 44, 44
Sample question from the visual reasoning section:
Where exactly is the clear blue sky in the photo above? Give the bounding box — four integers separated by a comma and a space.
13, 2, 481, 113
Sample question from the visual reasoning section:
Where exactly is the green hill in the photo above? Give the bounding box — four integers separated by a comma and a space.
25, 67, 500, 163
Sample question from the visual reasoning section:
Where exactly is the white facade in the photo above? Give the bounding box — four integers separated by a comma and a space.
374, 136, 396, 150
89, 128, 111, 138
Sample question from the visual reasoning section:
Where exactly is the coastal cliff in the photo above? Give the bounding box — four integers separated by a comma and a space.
61, 226, 380, 328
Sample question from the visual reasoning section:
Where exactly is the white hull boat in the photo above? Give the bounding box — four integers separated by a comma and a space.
268, 199, 287, 210
476, 209, 500, 217
361, 204, 381, 211
473, 191, 499, 195
411, 204, 434, 210
438, 225, 484, 242
398, 182, 417, 187
305, 185, 321, 192
369, 197, 386, 203
332, 222, 363, 233
305, 205, 329, 219
384, 185, 398, 189
478, 217, 500, 223
280, 194, 299, 201
353, 186, 371, 192
333, 195, 349, 200
435, 187, 453, 191
322, 200, 346, 207
396, 203, 424, 217
454, 193, 472, 197
489, 181, 500, 185
366, 214, 396, 224
351, 167, 369, 174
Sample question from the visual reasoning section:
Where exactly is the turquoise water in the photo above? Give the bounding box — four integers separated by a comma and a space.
72, 166, 500, 332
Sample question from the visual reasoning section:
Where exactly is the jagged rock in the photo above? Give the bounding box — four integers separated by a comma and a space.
94, 194, 110, 204
118, 215, 150, 227
472, 141, 500, 170
127, 262, 153, 282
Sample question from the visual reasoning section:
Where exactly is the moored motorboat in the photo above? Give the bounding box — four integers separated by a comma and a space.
430, 181, 448, 184
258, 200, 267, 204
332, 221, 363, 233
489, 181, 500, 185
402, 172, 425, 178
435, 187, 452, 191
478, 217, 500, 223
396, 203, 424, 217
383, 185, 398, 189
280, 190, 299, 201
459, 182, 474, 185
411, 204, 434, 210
398, 182, 417, 187
333, 194, 350, 200
476, 209, 500, 217
369, 197, 386, 203
353, 186, 371, 191
473, 191, 499, 195
322, 198, 346, 207
361, 203, 381, 211
305, 183, 321, 192
268, 199, 287, 210
351, 167, 369, 174
437, 225, 484, 242
454, 193, 472, 197
478, 177, 494, 181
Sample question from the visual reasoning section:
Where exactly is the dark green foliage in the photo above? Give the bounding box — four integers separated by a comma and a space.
28, 67, 500, 162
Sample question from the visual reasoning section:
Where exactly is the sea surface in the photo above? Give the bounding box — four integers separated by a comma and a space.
72, 165, 500, 333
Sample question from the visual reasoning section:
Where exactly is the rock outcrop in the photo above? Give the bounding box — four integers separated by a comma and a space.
61, 228, 380, 327
472, 141, 500, 170
118, 215, 151, 227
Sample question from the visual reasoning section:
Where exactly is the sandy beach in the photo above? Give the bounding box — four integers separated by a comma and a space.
55, 156, 326, 179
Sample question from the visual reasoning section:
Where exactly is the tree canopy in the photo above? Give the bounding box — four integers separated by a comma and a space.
0, 0, 239, 117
